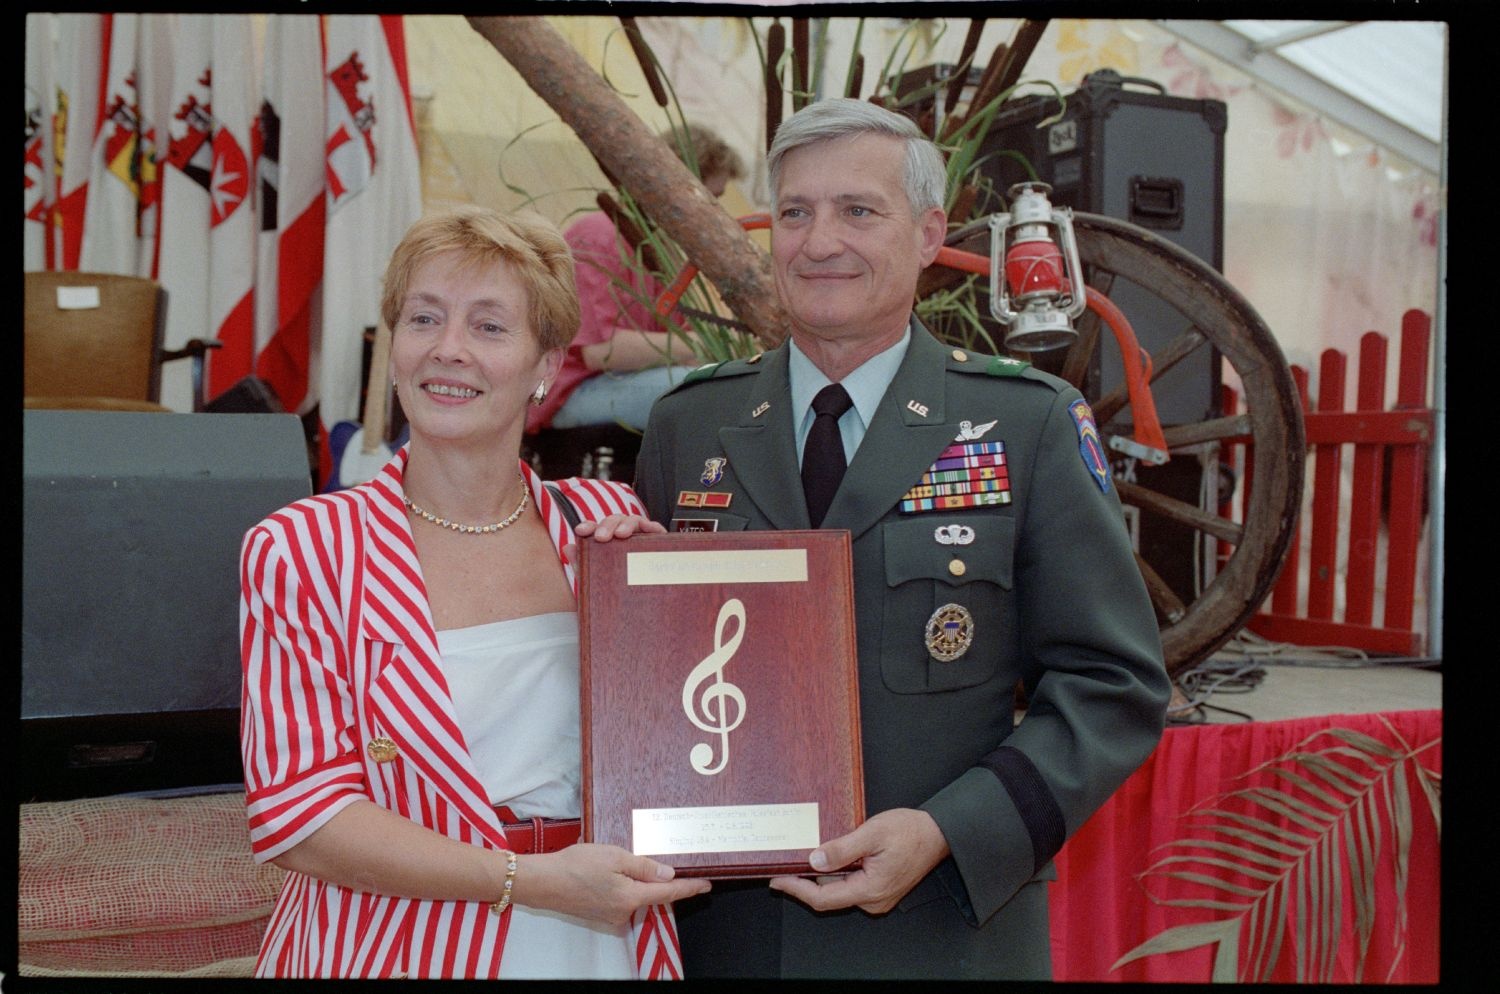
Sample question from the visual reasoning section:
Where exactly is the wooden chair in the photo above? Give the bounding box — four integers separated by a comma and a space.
24, 271, 218, 412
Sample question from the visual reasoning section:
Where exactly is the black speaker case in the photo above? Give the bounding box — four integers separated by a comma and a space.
979, 72, 1229, 604
980, 71, 1226, 427
22, 410, 312, 800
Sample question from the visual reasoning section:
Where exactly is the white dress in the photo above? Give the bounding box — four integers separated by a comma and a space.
437, 611, 635, 980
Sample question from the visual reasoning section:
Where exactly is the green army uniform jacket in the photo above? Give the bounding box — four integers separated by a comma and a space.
633, 320, 1171, 979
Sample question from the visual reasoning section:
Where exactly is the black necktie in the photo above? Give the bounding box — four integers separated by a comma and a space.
802, 383, 854, 528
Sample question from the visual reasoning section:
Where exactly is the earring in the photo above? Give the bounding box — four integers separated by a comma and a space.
531, 382, 548, 406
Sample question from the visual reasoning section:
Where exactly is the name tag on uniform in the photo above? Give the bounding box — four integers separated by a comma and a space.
671, 517, 720, 533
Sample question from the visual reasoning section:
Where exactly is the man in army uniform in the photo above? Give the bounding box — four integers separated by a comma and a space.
630, 97, 1170, 978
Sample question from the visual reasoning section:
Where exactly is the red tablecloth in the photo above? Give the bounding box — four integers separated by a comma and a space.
1050, 709, 1441, 983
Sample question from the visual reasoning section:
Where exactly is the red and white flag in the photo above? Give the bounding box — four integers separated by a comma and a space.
255, 13, 326, 420
75, 14, 173, 280
133, 13, 175, 281
79, 14, 143, 275
155, 14, 259, 408
24, 13, 56, 271
51, 13, 104, 271
319, 14, 422, 429
157, 12, 214, 401
204, 14, 259, 400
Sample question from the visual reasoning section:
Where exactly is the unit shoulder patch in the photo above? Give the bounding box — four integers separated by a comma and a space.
1069, 398, 1112, 493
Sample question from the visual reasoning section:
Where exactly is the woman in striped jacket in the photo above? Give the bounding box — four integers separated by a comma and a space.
239, 206, 708, 979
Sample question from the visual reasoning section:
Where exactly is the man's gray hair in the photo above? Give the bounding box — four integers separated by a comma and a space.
767, 97, 949, 214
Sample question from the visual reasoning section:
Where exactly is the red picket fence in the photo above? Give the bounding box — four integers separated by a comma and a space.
1219, 310, 1434, 655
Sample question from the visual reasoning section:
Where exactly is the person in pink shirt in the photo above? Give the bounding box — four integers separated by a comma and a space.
528, 124, 745, 434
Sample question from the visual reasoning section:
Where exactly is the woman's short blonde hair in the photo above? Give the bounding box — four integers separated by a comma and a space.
380, 205, 580, 352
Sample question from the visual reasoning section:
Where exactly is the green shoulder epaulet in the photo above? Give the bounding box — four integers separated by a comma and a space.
985, 354, 1031, 377
682, 360, 728, 385
942, 347, 1026, 374
664, 354, 763, 396
946, 348, 1070, 392
943, 347, 1032, 377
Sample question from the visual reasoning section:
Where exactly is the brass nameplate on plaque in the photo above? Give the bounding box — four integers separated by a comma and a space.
626, 548, 809, 586
633, 803, 821, 856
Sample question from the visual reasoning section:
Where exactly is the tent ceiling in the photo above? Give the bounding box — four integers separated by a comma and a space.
1154, 19, 1445, 175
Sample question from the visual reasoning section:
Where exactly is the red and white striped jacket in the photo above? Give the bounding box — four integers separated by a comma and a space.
240, 447, 682, 978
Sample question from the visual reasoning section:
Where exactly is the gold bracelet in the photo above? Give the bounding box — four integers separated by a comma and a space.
490, 850, 517, 915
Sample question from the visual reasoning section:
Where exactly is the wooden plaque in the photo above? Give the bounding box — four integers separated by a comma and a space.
578, 530, 865, 879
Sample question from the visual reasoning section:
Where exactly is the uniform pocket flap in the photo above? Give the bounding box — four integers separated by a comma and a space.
883, 515, 1014, 589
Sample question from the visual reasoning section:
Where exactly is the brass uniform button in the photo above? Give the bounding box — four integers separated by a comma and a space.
746, 353, 763, 364
952, 349, 969, 362
367, 737, 399, 763
948, 559, 967, 577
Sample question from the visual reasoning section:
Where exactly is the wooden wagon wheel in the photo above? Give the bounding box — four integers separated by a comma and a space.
939, 213, 1305, 676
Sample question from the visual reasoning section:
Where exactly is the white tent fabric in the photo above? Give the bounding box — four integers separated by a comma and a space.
1157, 19, 1445, 174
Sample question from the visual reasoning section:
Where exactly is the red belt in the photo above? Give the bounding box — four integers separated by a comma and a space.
494, 806, 581, 854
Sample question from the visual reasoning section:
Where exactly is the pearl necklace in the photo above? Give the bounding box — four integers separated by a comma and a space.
402, 474, 530, 534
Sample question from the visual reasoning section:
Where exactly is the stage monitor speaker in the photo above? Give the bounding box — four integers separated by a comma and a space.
22, 410, 312, 801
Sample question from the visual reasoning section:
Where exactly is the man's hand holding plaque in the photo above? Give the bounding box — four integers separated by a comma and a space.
768, 807, 950, 913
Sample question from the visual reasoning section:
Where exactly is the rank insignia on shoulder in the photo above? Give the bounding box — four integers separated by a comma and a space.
987, 355, 1030, 377
1069, 398, 1111, 493
683, 361, 724, 384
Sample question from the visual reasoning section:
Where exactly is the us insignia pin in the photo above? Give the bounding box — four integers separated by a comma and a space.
1068, 398, 1111, 493
907, 400, 930, 418
701, 457, 727, 486
752, 401, 770, 418
925, 603, 975, 662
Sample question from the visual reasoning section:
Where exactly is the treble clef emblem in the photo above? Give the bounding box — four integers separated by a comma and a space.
681, 598, 747, 776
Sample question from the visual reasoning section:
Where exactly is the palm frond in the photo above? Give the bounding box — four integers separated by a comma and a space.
1113, 723, 1440, 982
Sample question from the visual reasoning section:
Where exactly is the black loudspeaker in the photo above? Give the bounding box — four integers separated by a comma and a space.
980, 69, 1226, 426
22, 410, 313, 801
981, 69, 1229, 605
203, 374, 285, 414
